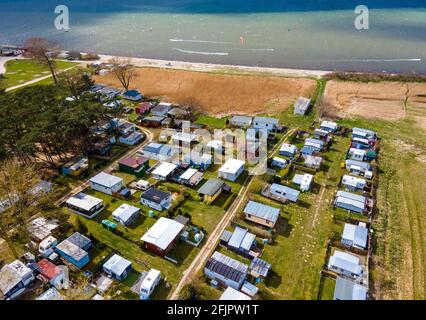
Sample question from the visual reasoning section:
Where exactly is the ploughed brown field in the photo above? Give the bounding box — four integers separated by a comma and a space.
94, 67, 317, 116
323, 80, 426, 125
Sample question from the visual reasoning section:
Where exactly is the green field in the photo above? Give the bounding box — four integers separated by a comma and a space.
339, 116, 426, 300
3, 59, 423, 301
194, 115, 228, 129
65, 157, 249, 299
318, 276, 336, 300
2, 59, 76, 88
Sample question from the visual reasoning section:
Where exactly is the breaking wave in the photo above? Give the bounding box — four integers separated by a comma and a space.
173, 48, 229, 56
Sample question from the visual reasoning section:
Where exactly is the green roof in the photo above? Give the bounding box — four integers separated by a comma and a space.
197, 179, 224, 196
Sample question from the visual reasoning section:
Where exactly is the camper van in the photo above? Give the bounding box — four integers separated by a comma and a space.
135, 179, 151, 191
140, 269, 161, 300
39, 236, 58, 257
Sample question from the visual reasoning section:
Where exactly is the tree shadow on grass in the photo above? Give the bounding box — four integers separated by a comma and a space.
321, 164, 330, 173
213, 192, 236, 210
152, 281, 172, 300
297, 200, 312, 209
310, 181, 322, 195
264, 269, 282, 289
275, 217, 293, 238
93, 208, 113, 223
128, 214, 148, 230
168, 241, 196, 267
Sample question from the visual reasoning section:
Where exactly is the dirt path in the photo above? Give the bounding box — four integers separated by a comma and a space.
169, 129, 295, 300
311, 186, 327, 229
0, 56, 23, 74
54, 127, 153, 207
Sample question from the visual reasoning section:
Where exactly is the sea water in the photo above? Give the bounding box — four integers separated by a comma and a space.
0, 0, 425, 73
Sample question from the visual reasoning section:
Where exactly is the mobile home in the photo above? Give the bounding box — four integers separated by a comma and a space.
292, 173, 314, 192
335, 190, 366, 214
89, 172, 123, 195
140, 188, 172, 211
293, 97, 311, 115
334, 277, 367, 300
253, 116, 279, 131
243, 200, 280, 228
218, 159, 245, 182
103, 254, 132, 280
341, 175, 367, 192
279, 143, 298, 158
328, 250, 364, 279
270, 183, 300, 202
341, 223, 368, 250
65, 193, 104, 218
141, 217, 185, 256
112, 203, 140, 226
231, 115, 252, 127
204, 251, 248, 290
320, 120, 338, 133
197, 179, 225, 204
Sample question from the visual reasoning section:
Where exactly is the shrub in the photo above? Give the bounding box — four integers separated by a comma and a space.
325, 71, 426, 83
82, 53, 100, 61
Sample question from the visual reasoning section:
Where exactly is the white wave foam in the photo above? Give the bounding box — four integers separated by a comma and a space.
173, 48, 229, 56
170, 38, 235, 45
329, 58, 421, 63
235, 48, 275, 52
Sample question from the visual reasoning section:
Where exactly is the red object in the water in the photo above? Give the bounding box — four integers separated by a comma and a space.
240, 36, 245, 43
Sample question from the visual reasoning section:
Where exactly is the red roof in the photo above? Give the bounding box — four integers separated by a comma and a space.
38, 258, 61, 279
136, 102, 151, 113
119, 155, 149, 169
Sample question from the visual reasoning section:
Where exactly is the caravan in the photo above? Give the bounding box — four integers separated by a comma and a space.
140, 269, 161, 300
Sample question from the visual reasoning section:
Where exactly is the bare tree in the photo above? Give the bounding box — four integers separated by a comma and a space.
24, 37, 60, 84
109, 57, 137, 91
0, 160, 42, 258
181, 97, 201, 122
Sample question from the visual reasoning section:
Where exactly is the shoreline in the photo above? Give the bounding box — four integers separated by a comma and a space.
91, 54, 331, 79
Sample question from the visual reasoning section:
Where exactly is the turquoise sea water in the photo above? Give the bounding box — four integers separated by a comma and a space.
1, 1, 426, 73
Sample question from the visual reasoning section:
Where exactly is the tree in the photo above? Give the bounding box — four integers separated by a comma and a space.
57, 68, 94, 98
109, 57, 137, 91
0, 73, 5, 94
181, 97, 200, 122
0, 85, 110, 168
0, 160, 43, 258
23, 37, 60, 84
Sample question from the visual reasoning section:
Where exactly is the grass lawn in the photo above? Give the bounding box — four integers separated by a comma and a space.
64, 160, 237, 298
52, 145, 130, 197
212, 88, 354, 300
338, 115, 426, 300
195, 115, 228, 129
250, 134, 349, 299
318, 276, 336, 300
2, 59, 77, 88
0, 240, 21, 264
68, 205, 196, 299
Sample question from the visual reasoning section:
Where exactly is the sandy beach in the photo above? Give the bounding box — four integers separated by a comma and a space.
95, 54, 330, 79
